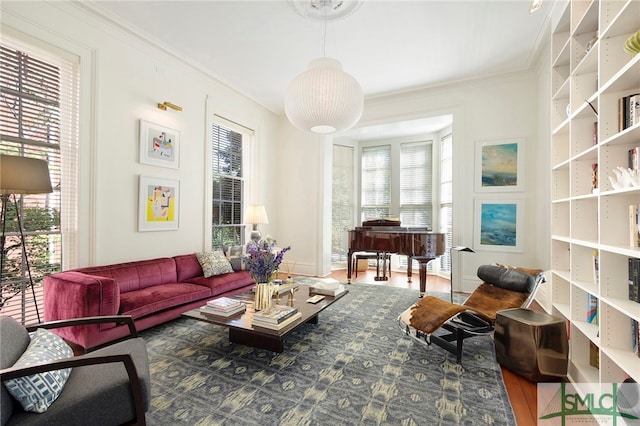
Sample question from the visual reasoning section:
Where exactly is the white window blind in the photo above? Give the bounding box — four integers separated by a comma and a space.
361, 145, 391, 220
331, 145, 354, 264
399, 142, 432, 227
0, 38, 79, 324
440, 133, 453, 272
211, 121, 244, 249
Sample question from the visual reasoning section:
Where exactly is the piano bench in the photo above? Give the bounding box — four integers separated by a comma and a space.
353, 253, 391, 279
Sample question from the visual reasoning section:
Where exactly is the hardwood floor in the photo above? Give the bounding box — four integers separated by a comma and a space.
326, 268, 540, 426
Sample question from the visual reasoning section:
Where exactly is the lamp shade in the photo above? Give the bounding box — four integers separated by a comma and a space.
0, 155, 52, 195
244, 205, 269, 225
285, 57, 363, 134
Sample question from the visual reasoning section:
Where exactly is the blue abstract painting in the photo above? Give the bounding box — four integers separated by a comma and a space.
480, 203, 517, 246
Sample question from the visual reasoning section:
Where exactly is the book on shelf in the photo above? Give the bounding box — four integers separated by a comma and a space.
629, 147, 640, 171
252, 304, 299, 324
200, 303, 246, 318
619, 93, 640, 131
586, 294, 598, 325
632, 319, 639, 357
629, 258, 640, 303
629, 205, 640, 248
589, 341, 599, 369
310, 278, 346, 296
591, 163, 598, 193
592, 251, 599, 286
252, 312, 302, 330
206, 297, 243, 312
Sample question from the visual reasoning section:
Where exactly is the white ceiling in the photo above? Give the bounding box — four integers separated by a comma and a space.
90, 0, 551, 136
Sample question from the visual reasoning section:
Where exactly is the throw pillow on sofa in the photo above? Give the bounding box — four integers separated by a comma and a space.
4, 328, 73, 413
196, 250, 234, 277
223, 245, 247, 271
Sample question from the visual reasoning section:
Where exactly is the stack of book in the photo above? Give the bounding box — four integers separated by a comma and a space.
200, 297, 245, 318
252, 304, 301, 330
310, 278, 346, 297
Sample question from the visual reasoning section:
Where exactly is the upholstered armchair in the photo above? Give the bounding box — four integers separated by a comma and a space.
1, 315, 150, 425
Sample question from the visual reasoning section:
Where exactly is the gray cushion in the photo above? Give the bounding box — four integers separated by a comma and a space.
223, 244, 247, 271
0, 316, 30, 424
477, 265, 535, 293
5, 337, 150, 426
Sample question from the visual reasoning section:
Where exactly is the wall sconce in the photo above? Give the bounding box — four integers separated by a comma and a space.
157, 101, 183, 112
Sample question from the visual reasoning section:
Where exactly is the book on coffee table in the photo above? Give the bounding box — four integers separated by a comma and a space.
310, 279, 346, 297
200, 303, 246, 318
206, 297, 243, 312
253, 304, 298, 324
252, 312, 302, 331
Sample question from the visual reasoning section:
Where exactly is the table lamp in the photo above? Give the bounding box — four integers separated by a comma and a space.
244, 205, 269, 243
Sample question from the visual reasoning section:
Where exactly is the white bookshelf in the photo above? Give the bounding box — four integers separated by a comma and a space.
549, 0, 640, 385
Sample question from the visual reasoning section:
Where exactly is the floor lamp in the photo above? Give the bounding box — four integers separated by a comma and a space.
0, 155, 53, 323
449, 245, 475, 302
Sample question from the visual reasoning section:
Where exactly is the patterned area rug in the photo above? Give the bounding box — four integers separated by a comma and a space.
141, 283, 515, 425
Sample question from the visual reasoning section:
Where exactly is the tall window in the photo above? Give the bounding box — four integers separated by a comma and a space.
360, 145, 391, 220
440, 133, 453, 273
0, 39, 79, 324
331, 145, 354, 264
211, 121, 244, 249
400, 142, 432, 227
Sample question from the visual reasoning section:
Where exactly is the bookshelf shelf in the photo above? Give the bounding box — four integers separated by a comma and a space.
549, 0, 640, 386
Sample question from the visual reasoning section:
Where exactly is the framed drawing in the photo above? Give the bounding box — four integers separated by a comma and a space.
138, 175, 180, 232
474, 198, 524, 252
475, 138, 524, 192
139, 119, 180, 169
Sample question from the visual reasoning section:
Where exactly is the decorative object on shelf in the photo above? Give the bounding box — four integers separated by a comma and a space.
139, 119, 181, 169
138, 175, 180, 231
591, 163, 598, 194
475, 138, 524, 192
624, 29, 640, 55
0, 155, 53, 323
244, 205, 269, 243
285, 0, 363, 134
608, 166, 640, 190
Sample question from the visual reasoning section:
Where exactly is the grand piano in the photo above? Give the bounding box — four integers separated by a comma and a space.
347, 219, 445, 296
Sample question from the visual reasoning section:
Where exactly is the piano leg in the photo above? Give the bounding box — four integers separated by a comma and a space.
347, 250, 354, 284
406, 258, 413, 283
415, 257, 434, 297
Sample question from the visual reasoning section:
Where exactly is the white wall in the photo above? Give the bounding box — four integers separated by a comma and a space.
1, 1, 281, 267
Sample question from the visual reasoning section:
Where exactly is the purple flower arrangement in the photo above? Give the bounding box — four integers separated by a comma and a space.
244, 241, 291, 284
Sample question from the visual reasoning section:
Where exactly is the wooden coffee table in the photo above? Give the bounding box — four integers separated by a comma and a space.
181, 284, 348, 352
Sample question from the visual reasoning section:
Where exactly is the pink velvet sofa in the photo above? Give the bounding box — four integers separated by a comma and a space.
43, 253, 254, 349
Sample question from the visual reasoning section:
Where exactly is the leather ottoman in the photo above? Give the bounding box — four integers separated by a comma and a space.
494, 308, 568, 382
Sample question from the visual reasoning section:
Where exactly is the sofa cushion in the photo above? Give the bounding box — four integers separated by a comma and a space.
173, 253, 203, 282
184, 270, 254, 296
119, 283, 211, 319
75, 258, 177, 293
4, 328, 73, 413
1, 316, 31, 423
223, 244, 247, 271
195, 251, 233, 277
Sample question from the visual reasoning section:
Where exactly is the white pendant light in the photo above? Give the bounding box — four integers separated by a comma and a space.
285, 57, 363, 134
286, 0, 364, 134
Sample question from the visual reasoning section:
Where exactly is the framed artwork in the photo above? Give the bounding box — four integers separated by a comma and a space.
138, 175, 180, 232
139, 119, 180, 169
474, 198, 524, 252
475, 138, 524, 192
